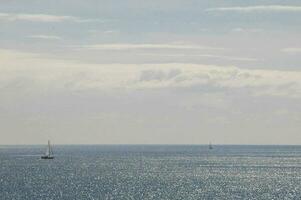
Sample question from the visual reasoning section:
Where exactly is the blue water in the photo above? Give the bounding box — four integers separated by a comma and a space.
0, 145, 300, 199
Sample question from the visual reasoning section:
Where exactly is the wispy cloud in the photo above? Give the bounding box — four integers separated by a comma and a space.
88, 29, 120, 34
206, 5, 301, 12
137, 53, 259, 62
231, 28, 263, 33
0, 12, 94, 23
282, 48, 301, 54
80, 43, 225, 51
28, 35, 62, 40
103, 30, 120, 34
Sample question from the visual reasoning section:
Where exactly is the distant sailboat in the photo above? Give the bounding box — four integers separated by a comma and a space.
41, 140, 54, 159
209, 142, 213, 150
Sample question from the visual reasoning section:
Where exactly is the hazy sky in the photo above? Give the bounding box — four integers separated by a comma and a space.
1, 0, 301, 144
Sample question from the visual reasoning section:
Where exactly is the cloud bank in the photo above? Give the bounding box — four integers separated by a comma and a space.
1, 49, 301, 98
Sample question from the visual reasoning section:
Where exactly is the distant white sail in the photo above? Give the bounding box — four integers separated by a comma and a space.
209, 142, 213, 150
45, 140, 51, 156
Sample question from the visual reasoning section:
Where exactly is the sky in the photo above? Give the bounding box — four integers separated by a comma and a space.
0, 0, 301, 145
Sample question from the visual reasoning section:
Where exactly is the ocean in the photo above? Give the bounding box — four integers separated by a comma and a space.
0, 145, 300, 199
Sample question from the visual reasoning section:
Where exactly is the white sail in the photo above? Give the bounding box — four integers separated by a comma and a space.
45, 140, 51, 156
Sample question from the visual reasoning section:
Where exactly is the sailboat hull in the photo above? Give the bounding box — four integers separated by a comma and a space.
41, 156, 54, 159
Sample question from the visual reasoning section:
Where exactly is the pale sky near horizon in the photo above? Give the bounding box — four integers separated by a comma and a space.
0, 0, 301, 145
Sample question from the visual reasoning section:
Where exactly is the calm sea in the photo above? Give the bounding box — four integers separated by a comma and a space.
0, 145, 300, 199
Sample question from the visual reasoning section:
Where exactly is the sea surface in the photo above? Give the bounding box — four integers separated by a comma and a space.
0, 145, 300, 199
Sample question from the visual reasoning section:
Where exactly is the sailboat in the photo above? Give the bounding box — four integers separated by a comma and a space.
209, 142, 213, 150
41, 140, 54, 159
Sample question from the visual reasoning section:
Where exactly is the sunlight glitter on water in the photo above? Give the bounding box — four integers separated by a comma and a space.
0, 145, 300, 199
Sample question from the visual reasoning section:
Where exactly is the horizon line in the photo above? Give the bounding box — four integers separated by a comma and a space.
0, 143, 300, 146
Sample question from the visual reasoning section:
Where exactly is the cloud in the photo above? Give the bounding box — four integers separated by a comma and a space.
0, 12, 92, 23
28, 35, 62, 40
80, 43, 225, 51
206, 5, 301, 12
282, 48, 301, 54
1, 48, 301, 98
88, 29, 120, 35
103, 30, 120, 34
139, 69, 182, 82
137, 53, 259, 62
231, 28, 263, 33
